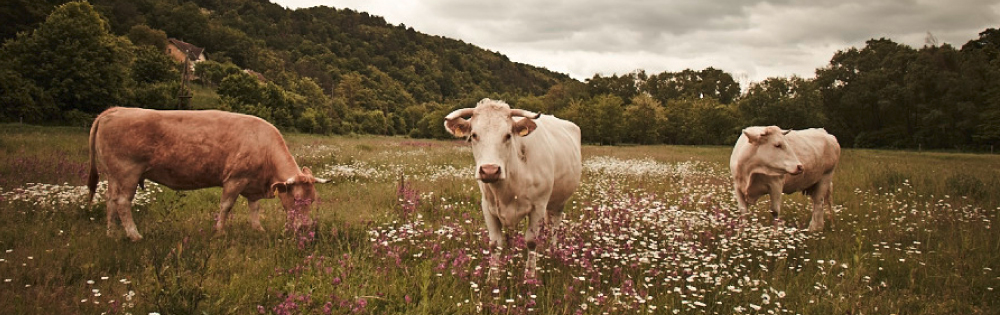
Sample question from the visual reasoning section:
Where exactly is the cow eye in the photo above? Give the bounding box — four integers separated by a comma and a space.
504, 134, 512, 142
774, 143, 782, 148
470, 133, 479, 141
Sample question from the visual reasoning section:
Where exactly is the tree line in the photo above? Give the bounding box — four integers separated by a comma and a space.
1, 0, 998, 150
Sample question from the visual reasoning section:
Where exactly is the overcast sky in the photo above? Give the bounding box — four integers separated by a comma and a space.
272, 0, 999, 84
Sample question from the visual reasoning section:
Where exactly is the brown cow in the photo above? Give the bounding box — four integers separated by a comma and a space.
87, 107, 328, 241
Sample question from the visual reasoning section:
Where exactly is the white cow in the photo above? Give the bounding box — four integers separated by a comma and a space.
444, 98, 582, 279
730, 126, 840, 231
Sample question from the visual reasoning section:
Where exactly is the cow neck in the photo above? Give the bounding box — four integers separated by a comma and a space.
734, 145, 763, 196
269, 145, 303, 182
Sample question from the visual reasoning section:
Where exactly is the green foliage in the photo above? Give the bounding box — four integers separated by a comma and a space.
1, 0, 999, 149
127, 24, 167, 50
132, 45, 178, 84
194, 60, 242, 87
0, 68, 55, 123
737, 76, 826, 130
1, 1, 133, 115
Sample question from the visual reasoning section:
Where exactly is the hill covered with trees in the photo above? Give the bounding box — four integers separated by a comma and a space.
1, 0, 998, 150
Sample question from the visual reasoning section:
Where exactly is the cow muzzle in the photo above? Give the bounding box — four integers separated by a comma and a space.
478, 164, 502, 183
789, 164, 804, 175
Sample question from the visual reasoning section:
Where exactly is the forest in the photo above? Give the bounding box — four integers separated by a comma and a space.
1, 0, 999, 150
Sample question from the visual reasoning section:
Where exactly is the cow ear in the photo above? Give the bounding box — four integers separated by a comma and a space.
269, 182, 288, 197
444, 118, 472, 138
512, 117, 538, 137
743, 128, 761, 145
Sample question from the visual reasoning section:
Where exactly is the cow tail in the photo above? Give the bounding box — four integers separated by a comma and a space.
87, 115, 101, 206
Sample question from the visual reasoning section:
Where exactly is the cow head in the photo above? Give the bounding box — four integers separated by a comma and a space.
444, 98, 540, 183
742, 126, 804, 176
270, 167, 330, 213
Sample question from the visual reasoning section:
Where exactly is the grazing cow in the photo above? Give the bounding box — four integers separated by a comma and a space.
444, 98, 582, 279
87, 107, 328, 241
730, 126, 840, 232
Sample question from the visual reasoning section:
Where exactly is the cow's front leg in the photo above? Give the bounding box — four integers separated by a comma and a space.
524, 207, 544, 279
483, 201, 504, 283
545, 209, 565, 249
768, 183, 783, 231
248, 199, 265, 232
214, 183, 243, 235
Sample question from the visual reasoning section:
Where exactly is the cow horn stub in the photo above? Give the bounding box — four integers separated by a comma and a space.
445, 108, 475, 120
510, 109, 541, 119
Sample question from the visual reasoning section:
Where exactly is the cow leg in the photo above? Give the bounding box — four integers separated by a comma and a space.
214, 183, 244, 235
808, 178, 833, 232
105, 192, 119, 238
483, 200, 504, 283
767, 183, 783, 230
825, 181, 835, 229
108, 177, 143, 241
545, 208, 565, 248
733, 183, 749, 216
247, 199, 265, 232
524, 207, 545, 279
733, 183, 750, 227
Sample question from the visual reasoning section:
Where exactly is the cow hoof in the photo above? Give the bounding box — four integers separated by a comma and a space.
487, 267, 500, 284
126, 232, 143, 242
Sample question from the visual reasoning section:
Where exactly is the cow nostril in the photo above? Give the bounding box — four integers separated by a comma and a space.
480, 165, 500, 175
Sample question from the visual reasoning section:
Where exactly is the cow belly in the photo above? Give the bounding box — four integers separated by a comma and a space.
143, 167, 224, 190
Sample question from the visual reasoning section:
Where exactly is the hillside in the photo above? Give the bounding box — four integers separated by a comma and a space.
2, 1, 998, 149
1, 0, 572, 108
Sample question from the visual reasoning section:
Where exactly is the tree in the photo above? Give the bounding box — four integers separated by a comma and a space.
737, 76, 825, 130
1, 1, 134, 115
132, 45, 179, 84
815, 38, 916, 147
623, 94, 666, 144
0, 68, 55, 123
591, 94, 625, 145
195, 60, 242, 87
127, 24, 167, 51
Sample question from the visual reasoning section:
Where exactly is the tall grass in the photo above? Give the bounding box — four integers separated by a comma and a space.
0, 123, 997, 314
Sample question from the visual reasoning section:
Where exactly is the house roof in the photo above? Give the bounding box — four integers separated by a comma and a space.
167, 38, 205, 61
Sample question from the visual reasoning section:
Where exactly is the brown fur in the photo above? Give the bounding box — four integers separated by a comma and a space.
88, 107, 327, 241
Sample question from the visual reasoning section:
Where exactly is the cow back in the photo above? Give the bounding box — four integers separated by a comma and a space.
93, 108, 291, 192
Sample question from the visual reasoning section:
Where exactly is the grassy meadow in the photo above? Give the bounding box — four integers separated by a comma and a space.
1, 123, 998, 314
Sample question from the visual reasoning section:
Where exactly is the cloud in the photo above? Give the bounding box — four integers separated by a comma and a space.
274, 0, 1000, 82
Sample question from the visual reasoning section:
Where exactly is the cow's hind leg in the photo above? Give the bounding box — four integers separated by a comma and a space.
214, 182, 245, 235
808, 177, 834, 232
108, 176, 143, 241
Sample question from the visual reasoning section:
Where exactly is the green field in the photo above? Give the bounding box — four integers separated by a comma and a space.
1, 123, 998, 314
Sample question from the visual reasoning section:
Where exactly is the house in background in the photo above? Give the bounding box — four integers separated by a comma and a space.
165, 38, 206, 80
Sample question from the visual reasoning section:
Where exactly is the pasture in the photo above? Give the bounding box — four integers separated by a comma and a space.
1, 123, 998, 314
